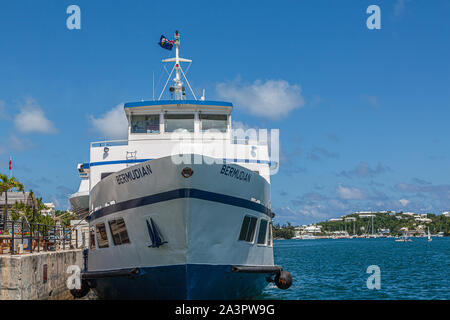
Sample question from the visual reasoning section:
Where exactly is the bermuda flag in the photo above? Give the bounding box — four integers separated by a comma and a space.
9, 156, 12, 171
159, 35, 175, 50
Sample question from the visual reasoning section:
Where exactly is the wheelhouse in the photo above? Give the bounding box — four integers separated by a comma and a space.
125, 100, 233, 139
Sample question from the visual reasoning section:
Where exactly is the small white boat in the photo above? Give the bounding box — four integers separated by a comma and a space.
395, 233, 412, 242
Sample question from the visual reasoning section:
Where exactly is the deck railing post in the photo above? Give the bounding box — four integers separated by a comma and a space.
11, 221, 15, 255
37, 224, 40, 253
30, 222, 34, 253
44, 225, 47, 252
75, 228, 78, 249
54, 225, 56, 250
63, 227, 66, 250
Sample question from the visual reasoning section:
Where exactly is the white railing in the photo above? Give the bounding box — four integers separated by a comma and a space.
91, 137, 266, 148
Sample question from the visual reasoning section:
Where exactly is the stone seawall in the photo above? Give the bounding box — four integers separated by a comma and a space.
0, 249, 83, 300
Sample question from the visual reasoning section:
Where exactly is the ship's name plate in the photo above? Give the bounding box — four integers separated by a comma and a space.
220, 164, 251, 183
116, 164, 153, 185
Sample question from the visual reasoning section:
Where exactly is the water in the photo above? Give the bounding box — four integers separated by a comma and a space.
261, 237, 450, 300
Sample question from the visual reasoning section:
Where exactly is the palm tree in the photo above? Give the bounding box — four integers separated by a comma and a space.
0, 174, 25, 231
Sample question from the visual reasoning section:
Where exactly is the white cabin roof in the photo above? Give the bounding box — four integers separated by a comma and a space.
124, 100, 233, 116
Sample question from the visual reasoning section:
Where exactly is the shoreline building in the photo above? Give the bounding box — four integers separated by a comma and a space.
42, 203, 56, 217
0, 191, 31, 217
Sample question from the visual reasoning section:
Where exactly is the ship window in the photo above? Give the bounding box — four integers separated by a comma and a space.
165, 114, 194, 132
89, 227, 96, 250
95, 223, 109, 248
200, 114, 227, 132
131, 114, 160, 133
238, 215, 258, 242
108, 218, 130, 245
268, 222, 273, 246
257, 219, 268, 245
101, 172, 113, 180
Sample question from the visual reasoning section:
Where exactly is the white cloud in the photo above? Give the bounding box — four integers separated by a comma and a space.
0, 134, 34, 154
339, 162, 390, 179
14, 98, 57, 134
336, 183, 366, 200
399, 199, 410, 206
89, 103, 128, 139
216, 79, 305, 119
231, 120, 252, 131
394, 0, 408, 16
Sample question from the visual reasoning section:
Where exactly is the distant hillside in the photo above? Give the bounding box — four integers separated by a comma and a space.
316, 212, 449, 236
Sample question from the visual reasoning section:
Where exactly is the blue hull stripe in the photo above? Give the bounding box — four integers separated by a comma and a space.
83, 158, 272, 169
88, 188, 271, 222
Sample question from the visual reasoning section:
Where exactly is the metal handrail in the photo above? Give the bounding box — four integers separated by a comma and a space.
0, 219, 88, 255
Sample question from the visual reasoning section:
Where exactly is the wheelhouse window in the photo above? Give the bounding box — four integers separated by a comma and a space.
268, 222, 273, 246
89, 227, 96, 250
131, 114, 160, 133
96, 223, 109, 248
108, 218, 130, 245
257, 219, 268, 245
200, 114, 228, 132
238, 215, 258, 242
165, 114, 194, 132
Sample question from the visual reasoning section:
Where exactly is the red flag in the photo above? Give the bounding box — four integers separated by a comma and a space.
9, 156, 11, 171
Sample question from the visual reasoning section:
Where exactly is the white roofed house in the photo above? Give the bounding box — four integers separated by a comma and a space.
41, 202, 56, 217
304, 225, 322, 233
0, 191, 31, 219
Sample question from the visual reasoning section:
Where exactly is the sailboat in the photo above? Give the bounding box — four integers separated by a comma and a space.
427, 227, 432, 242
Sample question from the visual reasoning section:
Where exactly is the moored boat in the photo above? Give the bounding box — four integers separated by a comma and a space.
70, 31, 292, 299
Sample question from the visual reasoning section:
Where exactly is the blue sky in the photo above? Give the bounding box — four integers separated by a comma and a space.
1, 0, 449, 225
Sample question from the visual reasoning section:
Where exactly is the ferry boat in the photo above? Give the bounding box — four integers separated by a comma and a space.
70, 31, 292, 299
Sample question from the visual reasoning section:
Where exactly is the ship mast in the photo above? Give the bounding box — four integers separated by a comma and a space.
159, 31, 197, 101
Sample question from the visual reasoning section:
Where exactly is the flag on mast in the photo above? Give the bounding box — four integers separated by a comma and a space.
9, 156, 11, 171
158, 35, 175, 50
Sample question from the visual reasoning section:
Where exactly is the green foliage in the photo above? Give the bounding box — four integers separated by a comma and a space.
273, 222, 295, 239
55, 210, 77, 227
0, 174, 25, 229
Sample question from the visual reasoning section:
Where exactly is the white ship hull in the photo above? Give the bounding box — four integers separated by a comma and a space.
85, 155, 276, 299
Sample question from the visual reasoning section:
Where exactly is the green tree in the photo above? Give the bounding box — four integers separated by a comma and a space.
0, 174, 25, 231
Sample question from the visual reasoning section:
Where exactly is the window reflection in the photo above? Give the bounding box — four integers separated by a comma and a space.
131, 115, 160, 133
257, 220, 268, 245
108, 218, 130, 245
165, 114, 194, 132
200, 114, 227, 132
89, 227, 96, 250
96, 223, 109, 248
238, 215, 258, 242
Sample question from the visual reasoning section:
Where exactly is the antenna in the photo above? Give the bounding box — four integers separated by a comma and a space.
159, 31, 197, 101
200, 89, 205, 101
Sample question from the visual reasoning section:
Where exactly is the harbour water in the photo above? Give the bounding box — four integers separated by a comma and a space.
261, 238, 450, 300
